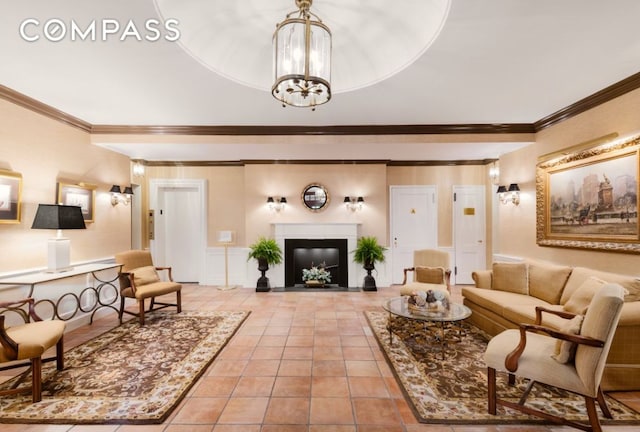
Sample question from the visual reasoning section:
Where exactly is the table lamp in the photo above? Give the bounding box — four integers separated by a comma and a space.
31, 204, 86, 272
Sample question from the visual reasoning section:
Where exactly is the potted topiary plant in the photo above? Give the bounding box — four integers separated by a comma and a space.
247, 236, 283, 292
352, 236, 387, 291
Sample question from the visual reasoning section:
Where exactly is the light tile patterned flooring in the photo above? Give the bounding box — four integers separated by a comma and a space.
1, 284, 639, 432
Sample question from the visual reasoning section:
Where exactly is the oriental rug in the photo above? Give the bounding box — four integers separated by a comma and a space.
0, 310, 250, 424
365, 310, 640, 425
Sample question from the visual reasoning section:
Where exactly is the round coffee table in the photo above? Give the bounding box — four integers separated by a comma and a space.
383, 296, 472, 359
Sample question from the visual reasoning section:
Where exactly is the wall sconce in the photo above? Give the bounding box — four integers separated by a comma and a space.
267, 196, 287, 212
110, 185, 134, 206
497, 183, 520, 206
344, 196, 364, 211
132, 161, 145, 177
489, 162, 500, 185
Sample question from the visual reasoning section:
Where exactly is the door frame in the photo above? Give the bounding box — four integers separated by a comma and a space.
149, 179, 208, 283
389, 185, 438, 285
452, 185, 486, 285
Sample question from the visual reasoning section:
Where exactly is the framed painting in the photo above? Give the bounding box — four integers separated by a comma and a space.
57, 183, 96, 223
536, 135, 640, 253
0, 170, 22, 224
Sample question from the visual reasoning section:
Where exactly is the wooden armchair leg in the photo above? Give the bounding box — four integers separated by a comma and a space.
56, 337, 64, 370
585, 396, 603, 432
488, 367, 497, 415
31, 357, 42, 403
508, 373, 516, 386
139, 299, 146, 325
597, 388, 612, 419
177, 290, 182, 313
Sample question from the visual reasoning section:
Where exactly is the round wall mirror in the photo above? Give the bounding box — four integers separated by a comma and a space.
302, 184, 329, 212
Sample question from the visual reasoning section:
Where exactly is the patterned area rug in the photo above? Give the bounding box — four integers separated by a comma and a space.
0, 310, 250, 424
366, 310, 640, 425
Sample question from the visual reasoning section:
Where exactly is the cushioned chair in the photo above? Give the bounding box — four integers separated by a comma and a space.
484, 283, 625, 432
115, 250, 182, 325
401, 249, 451, 294
0, 298, 65, 403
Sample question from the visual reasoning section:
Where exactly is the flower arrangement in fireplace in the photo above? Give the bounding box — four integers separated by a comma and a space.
302, 266, 332, 284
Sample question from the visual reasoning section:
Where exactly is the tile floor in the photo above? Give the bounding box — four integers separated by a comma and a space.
1, 284, 639, 432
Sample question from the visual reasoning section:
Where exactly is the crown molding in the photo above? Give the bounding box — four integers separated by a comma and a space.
141, 159, 494, 167
0, 85, 91, 133
2, 70, 640, 137
90, 123, 534, 136
534, 71, 640, 131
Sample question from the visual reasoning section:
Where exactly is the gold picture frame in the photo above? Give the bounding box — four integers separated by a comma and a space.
57, 182, 96, 223
0, 169, 22, 224
536, 135, 639, 253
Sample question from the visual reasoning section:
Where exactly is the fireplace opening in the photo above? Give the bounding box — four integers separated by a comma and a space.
285, 239, 348, 287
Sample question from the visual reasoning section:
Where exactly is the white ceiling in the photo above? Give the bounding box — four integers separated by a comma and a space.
1, 0, 639, 162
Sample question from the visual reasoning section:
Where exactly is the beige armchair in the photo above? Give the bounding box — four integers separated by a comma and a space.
401, 249, 451, 294
484, 283, 625, 432
115, 250, 182, 325
0, 298, 65, 403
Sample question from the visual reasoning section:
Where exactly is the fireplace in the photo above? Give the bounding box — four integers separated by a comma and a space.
285, 239, 348, 287
272, 223, 360, 288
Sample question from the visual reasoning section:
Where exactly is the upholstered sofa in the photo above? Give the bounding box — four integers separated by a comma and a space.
464, 260, 640, 391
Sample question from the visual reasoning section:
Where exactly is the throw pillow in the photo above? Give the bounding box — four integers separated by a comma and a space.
415, 266, 445, 284
492, 262, 528, 295
563, 276, 606, 314
551, 314, 584, 364
131, 265, 160, 286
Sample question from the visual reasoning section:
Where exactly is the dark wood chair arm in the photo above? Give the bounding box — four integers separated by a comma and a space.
155, 266, 174, 282
0, 315, 19, 360
402, 267, 415, 285
504, 322, 605, 372
534, 306, 578, 325
118, 271, 138, 295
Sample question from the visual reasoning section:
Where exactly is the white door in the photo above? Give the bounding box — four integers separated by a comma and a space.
390, 186, 438, 284
453, 185, 486, 284
150, 179, 207, 283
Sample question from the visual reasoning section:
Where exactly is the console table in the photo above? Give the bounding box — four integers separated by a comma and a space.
0, 263, 122, 323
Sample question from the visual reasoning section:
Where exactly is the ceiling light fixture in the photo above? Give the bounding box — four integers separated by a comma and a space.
272, 0, 331, 110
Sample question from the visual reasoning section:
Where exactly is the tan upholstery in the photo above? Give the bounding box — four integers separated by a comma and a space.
492, 262, 528, 295
0, 298, 65, 403
402, 249, 451, 292
464, 259, 640, 391
115, 250, 182, 325
485, 283, 625, 432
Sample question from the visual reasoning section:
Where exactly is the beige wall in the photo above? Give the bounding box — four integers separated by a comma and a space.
497, 88, 640, 275
0, 99, 131, 273
141, 162, 488, 250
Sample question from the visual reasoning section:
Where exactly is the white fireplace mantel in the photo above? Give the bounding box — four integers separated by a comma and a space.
272, 223, 361, 288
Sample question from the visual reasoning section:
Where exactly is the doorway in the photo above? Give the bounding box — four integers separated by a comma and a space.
453, 185, 486, 284
389, 186, 438, 285
149, 179, 207, 283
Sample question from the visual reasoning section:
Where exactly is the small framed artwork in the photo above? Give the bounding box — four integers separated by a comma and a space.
536, 135, 640, 253
57, 182, 96, 223
0, 169, 22, 224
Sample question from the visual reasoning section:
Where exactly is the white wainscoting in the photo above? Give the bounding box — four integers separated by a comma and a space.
492, 254, 524, 263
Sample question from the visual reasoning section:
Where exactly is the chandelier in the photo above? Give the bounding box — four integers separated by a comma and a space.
272, 0, 331, 110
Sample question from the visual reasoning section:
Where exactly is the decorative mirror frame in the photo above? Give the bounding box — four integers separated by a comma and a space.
301, 183, 329, 212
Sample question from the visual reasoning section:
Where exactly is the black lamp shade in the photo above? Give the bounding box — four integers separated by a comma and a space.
31, 204, 86, 230
109, 185, 122, 194
279, 197, 287, 204
343, 196, 351, 203
267, 197, 275, 204
496, 185, 507, 194
123, 186, 134, 195
508, 183, 520, 192
356, 196, 365, 203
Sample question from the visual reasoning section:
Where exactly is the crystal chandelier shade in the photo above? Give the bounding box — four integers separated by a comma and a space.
272, 0, 332, 109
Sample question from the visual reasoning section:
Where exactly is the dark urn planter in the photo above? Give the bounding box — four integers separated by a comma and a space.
256, 258, 271, 292
362, 260, 377, 291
